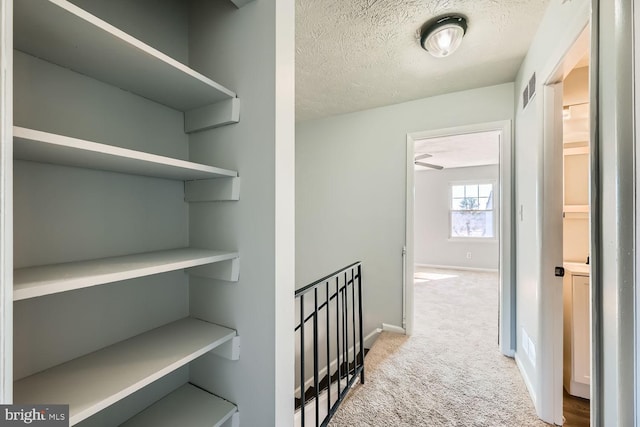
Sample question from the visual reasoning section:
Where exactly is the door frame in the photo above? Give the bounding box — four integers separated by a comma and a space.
404, 120, 515, 356
0, 0, 13, 403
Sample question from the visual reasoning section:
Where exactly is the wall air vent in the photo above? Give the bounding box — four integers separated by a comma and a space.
522, 72, 536, 110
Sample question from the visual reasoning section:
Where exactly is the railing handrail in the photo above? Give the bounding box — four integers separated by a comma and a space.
295, 261, 361, 297
295, 262, 364, 427
295, 274, 360, 332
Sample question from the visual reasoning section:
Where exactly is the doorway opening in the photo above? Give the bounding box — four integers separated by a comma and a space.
560, 52, 591, 426
404, 120, 514, 355
539, 25, 591, 426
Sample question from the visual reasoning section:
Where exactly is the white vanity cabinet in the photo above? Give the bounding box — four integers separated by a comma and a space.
562, 262, 590, 399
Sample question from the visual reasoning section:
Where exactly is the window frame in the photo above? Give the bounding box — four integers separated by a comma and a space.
448, 180, 498, 241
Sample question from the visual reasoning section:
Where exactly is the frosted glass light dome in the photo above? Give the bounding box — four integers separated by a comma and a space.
420, 16, 468, 58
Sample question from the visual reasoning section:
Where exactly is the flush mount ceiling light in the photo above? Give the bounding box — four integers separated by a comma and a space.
420, 15, 468, 58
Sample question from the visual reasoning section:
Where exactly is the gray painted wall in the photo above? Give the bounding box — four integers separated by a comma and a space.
513, 0, 590, 421
13, 51, 189, 160
296, 83, 514, 337
414, 165, 499, 270
186, 1, 295, 426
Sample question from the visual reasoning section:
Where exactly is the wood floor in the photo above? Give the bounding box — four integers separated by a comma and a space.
564, 389, 590, 426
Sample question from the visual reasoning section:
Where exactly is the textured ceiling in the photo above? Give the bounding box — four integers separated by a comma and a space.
296, 0, 551, 121
414, 130, 500, 170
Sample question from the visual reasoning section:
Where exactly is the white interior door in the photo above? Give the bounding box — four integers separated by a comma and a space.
540, 83, 564, 425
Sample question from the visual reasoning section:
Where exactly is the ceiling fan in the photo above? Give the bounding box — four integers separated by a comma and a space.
414, 153, 444, 170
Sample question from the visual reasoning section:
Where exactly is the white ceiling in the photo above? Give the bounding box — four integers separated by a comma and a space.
414, 130, 500, 171
296, 0, 551, 122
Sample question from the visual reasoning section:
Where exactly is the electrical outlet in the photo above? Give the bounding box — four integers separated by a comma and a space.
466, 252, 472, 259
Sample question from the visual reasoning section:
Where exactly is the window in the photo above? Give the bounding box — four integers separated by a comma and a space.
450, 183, 495, 238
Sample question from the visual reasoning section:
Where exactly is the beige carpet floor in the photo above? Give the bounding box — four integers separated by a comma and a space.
328, 268, 549, 427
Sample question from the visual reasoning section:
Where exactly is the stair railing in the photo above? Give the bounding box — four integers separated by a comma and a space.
295, 262, 364, 427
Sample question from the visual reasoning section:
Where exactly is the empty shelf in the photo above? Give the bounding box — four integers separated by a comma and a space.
563, 205, 589, 213
122, 384, 237, 427
14, 0, 235, 111
14, 127, 238, 180
14, 318, 236, 426
14, 248, 239, 301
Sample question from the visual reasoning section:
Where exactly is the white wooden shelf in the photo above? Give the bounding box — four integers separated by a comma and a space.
14, 0, 235, 112
564, 211, 589, 220
14, 248, 239, 301
564, 146, 590, 156
14, 318, 236, 426
563, 205, 589, 213
122, 383, 237, 427
14, 127, 238, 180
563, 131, 590, 144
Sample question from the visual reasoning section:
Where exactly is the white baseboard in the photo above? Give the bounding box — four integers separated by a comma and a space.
381, 323, 406, 334
502, 348, 515, 358
568, 379, 590, 400
415, 263, 499, 273
364, 328, 381, 348
515, 353, 538, 411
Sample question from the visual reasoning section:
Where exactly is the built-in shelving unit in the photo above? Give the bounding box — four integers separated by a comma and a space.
13, 0, 235, 112
121, 384, 237, 427
14, 318, 236, 425
10, 0, 243, 424
14, 127, 238, 180
14, 248, 239, 301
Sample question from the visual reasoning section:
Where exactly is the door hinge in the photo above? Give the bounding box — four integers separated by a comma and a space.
554, 266, 565, 277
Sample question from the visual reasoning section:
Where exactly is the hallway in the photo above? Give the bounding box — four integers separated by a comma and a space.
329, 268, 547, 426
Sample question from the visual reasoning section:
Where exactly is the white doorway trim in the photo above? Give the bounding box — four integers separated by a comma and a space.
404, 120, 514, 356
0, 0, 13, 403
